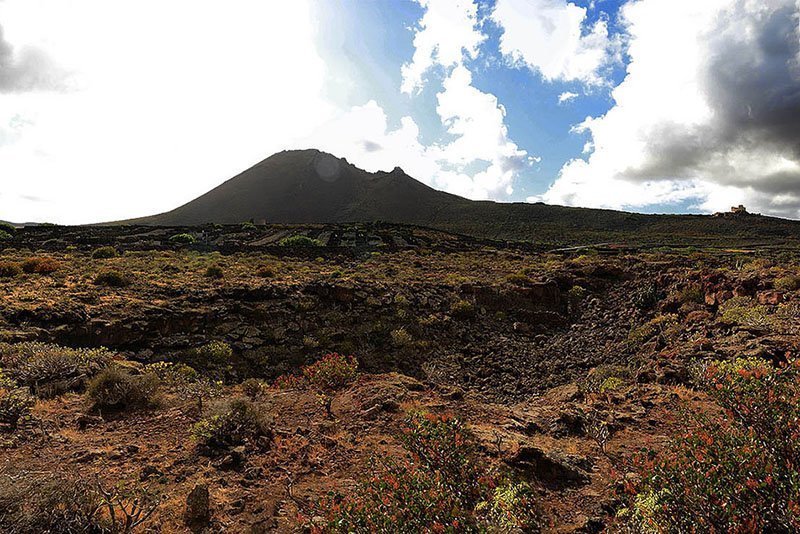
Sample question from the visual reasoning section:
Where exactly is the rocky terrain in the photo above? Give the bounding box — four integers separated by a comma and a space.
1, 223, 799, 532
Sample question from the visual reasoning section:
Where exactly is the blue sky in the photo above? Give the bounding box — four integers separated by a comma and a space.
1, 0, 799, 223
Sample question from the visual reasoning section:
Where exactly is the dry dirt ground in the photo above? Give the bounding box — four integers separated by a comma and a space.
1, 225, 799, 532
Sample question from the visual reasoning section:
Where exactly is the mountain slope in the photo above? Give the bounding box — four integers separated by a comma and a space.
126, 149, 800, 244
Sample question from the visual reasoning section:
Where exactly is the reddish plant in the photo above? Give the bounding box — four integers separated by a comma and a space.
273, 353, 358, 391
21, 257, 60, 274
620, 358, 800, 532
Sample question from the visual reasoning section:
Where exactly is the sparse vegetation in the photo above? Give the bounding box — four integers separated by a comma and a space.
774, 274, 800, 291
86, 367, 160, 411
204, 265, 224, 279
192, 398, 272, 454
0, 342, 114, 398
274, 353, 358, 391
0, 262, 21, 278
278, 235, 321, 247
92, 246, 118, 259
619, 358, 800, 532
169, 233, 196, 244
21, 257, 60, 274
177, 341, 232, 380
95, 269, 131, 287
317, 412, 540, 532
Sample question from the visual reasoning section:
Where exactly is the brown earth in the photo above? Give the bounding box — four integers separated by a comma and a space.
1, 224, 799, 532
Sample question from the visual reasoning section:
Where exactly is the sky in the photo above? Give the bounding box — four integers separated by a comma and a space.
0, 0, 799, 224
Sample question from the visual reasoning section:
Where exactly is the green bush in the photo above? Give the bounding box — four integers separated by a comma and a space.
94, 270, 131, 287
451, 299, 476, 319
0, 342, 114, 397
719, 296, 772, 329
192, 398, 272, 454
0, 262, 21, 278
277, 235, 321, 247
0, 222, 16, 234
86, 367, 160, 411
91, 246, 117, 259
0, 230, 11, 241
177, 341, 233, 380
774, 275, 800, 292
256, 265, 275, 278
0, 371, 34, 431
619, 358, 800, 532
204, 265, 224, 279
169, 233, 196, 244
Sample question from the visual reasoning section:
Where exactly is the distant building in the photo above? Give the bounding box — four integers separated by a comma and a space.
713, 205, 754, 218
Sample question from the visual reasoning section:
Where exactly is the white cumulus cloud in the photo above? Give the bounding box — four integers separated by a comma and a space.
538, 0, 800, 217
492, 0, 621, 86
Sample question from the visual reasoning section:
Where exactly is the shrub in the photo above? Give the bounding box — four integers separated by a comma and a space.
145, 362, 222, 414
0, 473, 159, 533
169, 233, 196, 244
241, 221, 257, 231
94, 269, 131, 287
451, 299, 476, 319
619, 358, 800, 532
241, 378, 264, 399
627, 314, 679, 345
0, 230, 11, 241
391, 327, 413, 347
0, 222, 15, 234
0, 342, 114, 397
582, 364, 633, 395
316, 413, 540, 532
719, 296, 772, 329
177, 341, 233, 380
278, 235, 321, 247
91, 246, 117, 259
774, 275, 800, 292
256, 265, 275, 278
0, 262, 21, 278
0, 371, 34, 431
86, 367, 160, 411
505, 272, 531, 286
21, 257, 60, 274
273, 353, 358, 391
144, 361, 198, 384
275, 352, 358, 391
192, 398, 272, 454
204, 265, 224, 279
676, 284, 704, 305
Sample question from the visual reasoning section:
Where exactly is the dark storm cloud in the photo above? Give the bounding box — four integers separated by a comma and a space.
621, 0, 800, 215
0, 23, 67, 93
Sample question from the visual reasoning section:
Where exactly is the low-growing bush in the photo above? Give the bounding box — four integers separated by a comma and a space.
0, 262, 21, 278
719, 296, 772, 329
94, 269, 131, 287
169, 233, 196, 244
0, 371, 34, 431
256, 265, 275, 278
627, 314, 679, 345
274, 353, 358, 391
177, 341, 233, 380
91, 246, 118, 259
0, 222, 15, 234
278, 235, 321, 247
451, 299, 476, 319
0, 473, 159, 533
618, 358, 800, 532
505, 272, 531, 286
241, 378, 264, 399
21, 257, 60, 274
86, 367, 160, 411
204, 265, 224, 279
315, 412, 540, 532
192, 398, 272, 454
0, 342, 114, 397
774, 274, 800, 292
0, 230, 11, 241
